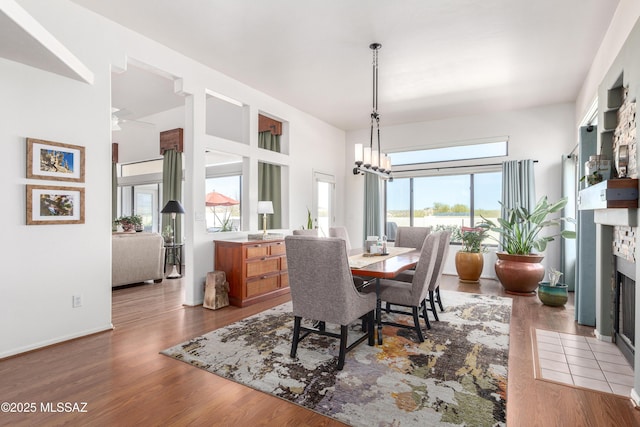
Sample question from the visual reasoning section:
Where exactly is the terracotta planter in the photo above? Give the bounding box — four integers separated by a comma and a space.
455, 251, 484, 283
494, 252, 545, 295
538, 282, 568, 306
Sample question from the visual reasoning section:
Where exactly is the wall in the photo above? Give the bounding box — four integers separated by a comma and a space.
345, 103, 577, 275
594, 16, 640, 404
1, 0, 346, 358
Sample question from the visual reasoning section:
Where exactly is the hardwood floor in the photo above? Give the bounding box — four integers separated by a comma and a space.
1, 276, 639, 426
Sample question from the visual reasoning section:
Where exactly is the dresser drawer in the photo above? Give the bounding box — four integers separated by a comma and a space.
246, 275, 279, 297
245, 244, 270, 259
246, 257, 280, 278
270, 241, 286, 256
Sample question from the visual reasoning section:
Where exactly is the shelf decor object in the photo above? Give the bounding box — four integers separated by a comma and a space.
578, 178, 639, 210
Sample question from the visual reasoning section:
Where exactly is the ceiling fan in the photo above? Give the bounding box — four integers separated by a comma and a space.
111, 107, 156, 131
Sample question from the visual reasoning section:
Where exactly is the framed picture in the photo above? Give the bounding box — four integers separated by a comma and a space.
26, 185, 85, 225
26, 138, 85, 182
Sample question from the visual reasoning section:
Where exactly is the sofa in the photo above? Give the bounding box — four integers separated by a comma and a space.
112, 232, 166, 287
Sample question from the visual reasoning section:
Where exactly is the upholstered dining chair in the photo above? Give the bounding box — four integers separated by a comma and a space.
363, 232, 441, 342
329, 226, 373, 290
394, 226, 432, 249
285, 235, 376, 370
328, 226, 351, 251
392, 230, 452, 322
292, 229, 318, 236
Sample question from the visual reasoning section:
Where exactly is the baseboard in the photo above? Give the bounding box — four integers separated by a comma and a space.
594, 330, 613, 342
631, 388, 640, 409
0, 324, 114, 360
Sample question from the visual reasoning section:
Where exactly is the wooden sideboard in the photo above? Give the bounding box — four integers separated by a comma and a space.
214, 238, 289, 307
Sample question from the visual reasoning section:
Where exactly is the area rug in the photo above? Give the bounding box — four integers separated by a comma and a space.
162, 291, 511, 426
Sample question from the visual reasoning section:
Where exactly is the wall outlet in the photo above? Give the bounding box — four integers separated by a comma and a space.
72, 295, 82, 308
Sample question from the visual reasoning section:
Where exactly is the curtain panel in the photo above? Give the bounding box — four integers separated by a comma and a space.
501, 159, 536, 248
162, 149, 183, 243
363, 173, 382, 242
258, 131, 282, 229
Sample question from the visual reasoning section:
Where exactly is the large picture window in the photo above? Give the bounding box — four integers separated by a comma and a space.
386, 171, 501, 242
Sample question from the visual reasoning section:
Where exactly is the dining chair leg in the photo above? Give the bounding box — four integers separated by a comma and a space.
428, 290, 439, 322
290, 316, 302, 358
412, 306, 424, 342
337, 325, 348, 370
421, 300, 431, 330
436, 287, 444, 312
367, 310, 375, 346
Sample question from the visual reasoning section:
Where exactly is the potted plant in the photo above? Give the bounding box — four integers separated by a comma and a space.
480, 196, 576, 295
453, 226, 487, 283
538, 268, 568, 307
117, 214, 143, 232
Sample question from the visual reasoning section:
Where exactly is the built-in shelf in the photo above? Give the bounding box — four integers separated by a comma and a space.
578, 178, 639, 210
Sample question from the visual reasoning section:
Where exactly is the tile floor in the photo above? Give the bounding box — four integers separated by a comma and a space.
533, 328, 634, 397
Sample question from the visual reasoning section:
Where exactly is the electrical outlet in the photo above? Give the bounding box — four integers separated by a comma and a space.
72, 295, 82, 308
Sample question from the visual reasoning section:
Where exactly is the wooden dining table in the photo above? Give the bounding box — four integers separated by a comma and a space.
348, 247, 421, 345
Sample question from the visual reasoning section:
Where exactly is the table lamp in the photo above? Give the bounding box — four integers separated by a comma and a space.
257, 201, 274, 237
161, 200, 185, 279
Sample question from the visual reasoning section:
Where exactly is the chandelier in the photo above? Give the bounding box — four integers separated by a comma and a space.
353, 43, 391, 178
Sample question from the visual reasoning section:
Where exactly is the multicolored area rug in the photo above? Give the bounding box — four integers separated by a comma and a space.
162, 291, 511, 426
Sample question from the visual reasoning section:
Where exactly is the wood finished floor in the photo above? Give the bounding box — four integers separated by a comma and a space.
1, 276, 640, 426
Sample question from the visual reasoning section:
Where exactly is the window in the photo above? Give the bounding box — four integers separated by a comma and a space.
386, 171, 501, 243
205, 175, 242, 232
389, 140, 507, 166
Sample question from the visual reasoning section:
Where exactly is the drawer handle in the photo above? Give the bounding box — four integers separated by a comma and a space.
276, 242, 283, 245
261, 275, 268, 279
261, 257, 267, 261
254, 244, 262, 247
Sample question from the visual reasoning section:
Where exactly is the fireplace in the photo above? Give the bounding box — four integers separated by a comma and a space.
615, 255, 636, 366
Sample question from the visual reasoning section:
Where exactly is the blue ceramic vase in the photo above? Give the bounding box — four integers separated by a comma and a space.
537, 282, 568, 307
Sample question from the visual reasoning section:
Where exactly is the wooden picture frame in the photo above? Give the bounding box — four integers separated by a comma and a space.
26, 185, 85, 225
26, 138, 85, 182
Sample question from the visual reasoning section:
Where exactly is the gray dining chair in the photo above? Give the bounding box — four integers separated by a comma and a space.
285, 235, 376, 370
395, 226, 432, 249
292, 229, 318, 236
328, 226, 351, 251
363, 232, 441, 342
329, 226, 374, 290
393, 230, 452, 321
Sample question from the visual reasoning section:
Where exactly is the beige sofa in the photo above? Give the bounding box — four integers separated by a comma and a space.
112, 232, 166, 287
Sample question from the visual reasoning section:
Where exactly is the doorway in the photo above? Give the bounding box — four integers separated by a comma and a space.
313, 171, 335, 237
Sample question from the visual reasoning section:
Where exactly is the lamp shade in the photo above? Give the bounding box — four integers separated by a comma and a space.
257, 201, 274, 214
161, 200, 185, 214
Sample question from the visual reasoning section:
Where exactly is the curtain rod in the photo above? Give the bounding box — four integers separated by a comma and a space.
395, 160, 538, 173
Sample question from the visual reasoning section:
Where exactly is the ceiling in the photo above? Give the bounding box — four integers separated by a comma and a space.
72, 0, 619, 130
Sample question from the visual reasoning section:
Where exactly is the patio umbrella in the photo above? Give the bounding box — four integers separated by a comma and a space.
206, 191, 240, 207
205, 191, 239, 229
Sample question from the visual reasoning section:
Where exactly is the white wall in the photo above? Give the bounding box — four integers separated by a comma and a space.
1, 0, 346, 357
345, 103, 577, 274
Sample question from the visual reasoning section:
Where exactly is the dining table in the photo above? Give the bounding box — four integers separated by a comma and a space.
348, 246, 421, 345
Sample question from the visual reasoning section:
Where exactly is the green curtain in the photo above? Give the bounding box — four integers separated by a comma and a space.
162, 149, 183, 243
501, 159, 536, 248
363, 173, 381, 243
112, 162, 117, 228
258, 131, 282, 229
